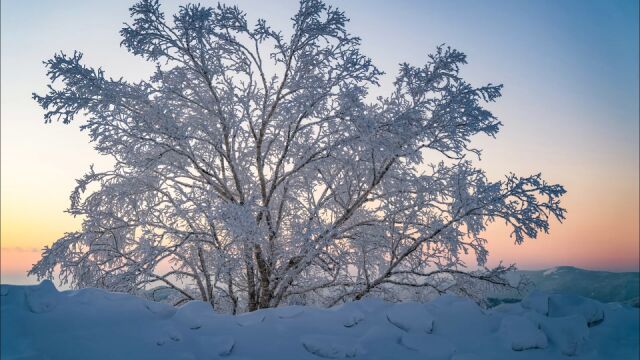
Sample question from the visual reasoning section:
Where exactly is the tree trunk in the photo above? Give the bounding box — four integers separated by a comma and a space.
255, 245, 273, 308
245, 251, 258, 311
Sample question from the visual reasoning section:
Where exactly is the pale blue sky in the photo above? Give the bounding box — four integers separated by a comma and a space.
1, 0, 638, 284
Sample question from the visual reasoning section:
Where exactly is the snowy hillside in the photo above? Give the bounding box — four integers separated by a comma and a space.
521, 267, 639, 304
488, 266, 639, 306
2, 281, 638, 360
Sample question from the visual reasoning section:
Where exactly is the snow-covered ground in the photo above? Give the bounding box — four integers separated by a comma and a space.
1, 281, 638, 360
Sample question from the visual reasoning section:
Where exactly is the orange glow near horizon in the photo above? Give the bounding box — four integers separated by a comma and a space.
2, 162, 638, 284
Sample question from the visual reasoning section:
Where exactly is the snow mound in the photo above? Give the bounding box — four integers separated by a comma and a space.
208, 335, 235, 356
145, 300, 177, 319
25, 280, 60, 313
1, 282, 638, 360
548, 294, 605, 327
385, 302, 434, 333
426, 295, 494, 336
175, 301, 213, 330
275, 306, 305, 319
540, 315, 590, 356
398, 333, 455, 358
498, 315, 548, 351
522, 289, 550, 315
156, 326, 184, 346
235, 313, 265, 327
300, 335, 357, 358
342, 310, 364, 328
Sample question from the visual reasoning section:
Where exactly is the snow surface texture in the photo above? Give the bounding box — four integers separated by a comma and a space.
1, 281, 638, 360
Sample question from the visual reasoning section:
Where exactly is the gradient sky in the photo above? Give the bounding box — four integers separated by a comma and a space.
1, 0, 638, 284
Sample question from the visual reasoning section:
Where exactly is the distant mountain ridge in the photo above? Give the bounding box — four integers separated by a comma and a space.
494, 266, 639, 306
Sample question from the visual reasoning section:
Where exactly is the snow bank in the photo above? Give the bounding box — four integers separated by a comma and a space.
1, 281, 638, 360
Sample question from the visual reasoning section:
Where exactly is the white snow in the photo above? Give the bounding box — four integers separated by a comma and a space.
548, 294, 605, 327
521, 289, 550, 315
498, 315, 548, 351
385, 302, 434, 333
1, 281, 638, 360
538, 314, 590, 356
300, 335, 358, 358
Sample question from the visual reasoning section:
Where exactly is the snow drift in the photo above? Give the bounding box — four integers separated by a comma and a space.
1, 281, 638, 360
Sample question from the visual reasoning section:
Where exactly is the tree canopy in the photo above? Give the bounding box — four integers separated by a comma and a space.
31, 0, 565, 313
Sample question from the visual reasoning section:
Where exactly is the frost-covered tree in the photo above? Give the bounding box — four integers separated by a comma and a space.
30, 0, 565, 312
